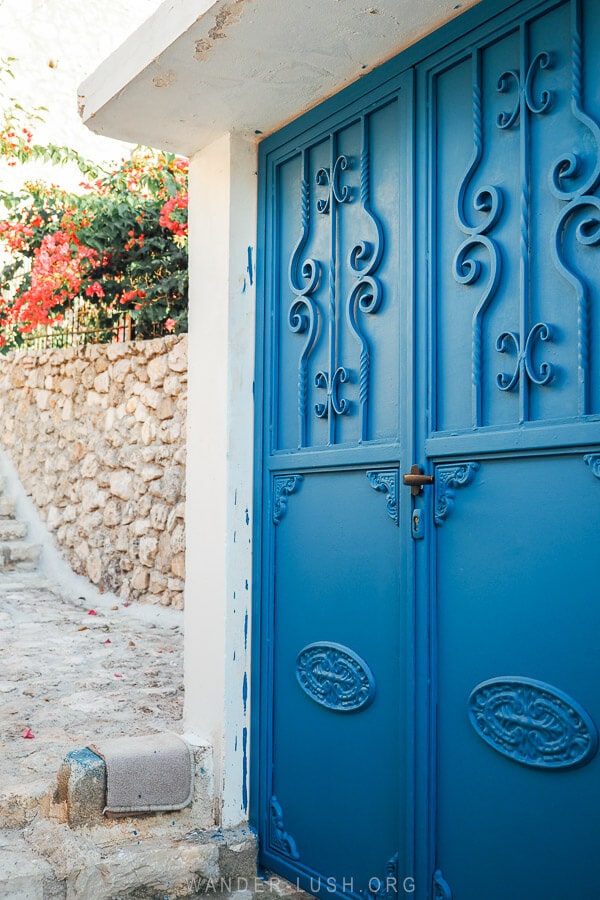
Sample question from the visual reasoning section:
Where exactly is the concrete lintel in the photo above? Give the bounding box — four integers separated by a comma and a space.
78, 0, 482, 157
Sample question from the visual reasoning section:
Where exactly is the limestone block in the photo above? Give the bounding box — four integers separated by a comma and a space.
163, 374, 182, 396
171, 553, 185, 579
102, 500, 121, 527
148, 570, 167, 593
141, 420, 157, 445
114, 528, 131, 553
134, 400, 150, 422
60, 378, 76, 397
81, 482, 107, 512
150, 503, 168, 531
131, 566, 149, 590
170, 524, 186, 556
93, 371, 110, 393
131, 518, 151, 537
168, 337, 187, 373
156, 396, 175, 420
61, 396, 74, 420
35, 389, 51, 409
111, 357, 131, 382
120, 502, 135, 526
81, 453, 99, 478
159, 420, 181, 444
140, 385, 161, 409
139, 536, 158, 566
105, 341, 130, 361
147, 353, 167, 387
140, 464, 162, 483
109, 471, 134, 502
162, 466, 183, 504
167, 501, 186, 531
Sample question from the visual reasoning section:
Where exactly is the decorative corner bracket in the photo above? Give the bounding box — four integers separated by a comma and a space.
434, 462, 480, 526
366, 470, 399, 524
369, 853, 400, 900
433, 869, 453, 899
270, 796, 300, 860
273, 475, 303, 525
584, 454, 600, 480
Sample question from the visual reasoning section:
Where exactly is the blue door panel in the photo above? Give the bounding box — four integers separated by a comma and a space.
435, 452, 600, 898
265, 470, 406, 893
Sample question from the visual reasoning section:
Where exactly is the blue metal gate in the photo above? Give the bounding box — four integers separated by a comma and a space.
253, 0, 600, 897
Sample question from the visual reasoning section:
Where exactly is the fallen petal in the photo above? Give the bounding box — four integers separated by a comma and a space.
88, 609, 97, 616
22, 727, 35, 739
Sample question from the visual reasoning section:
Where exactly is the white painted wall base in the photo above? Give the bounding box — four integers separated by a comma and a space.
184, 132, 257, 827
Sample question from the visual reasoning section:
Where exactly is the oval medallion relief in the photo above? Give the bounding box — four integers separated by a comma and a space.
468, 676, 598, 770
295, 642, 376, 712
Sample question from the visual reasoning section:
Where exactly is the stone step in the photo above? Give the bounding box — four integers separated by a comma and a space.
0, 496, 16, 519
0, 541, 42, 571
0, 829, 56, 900
0, 519, 28, 541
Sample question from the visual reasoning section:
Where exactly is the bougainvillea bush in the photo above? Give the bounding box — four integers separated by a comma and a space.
0, 59, 188, 351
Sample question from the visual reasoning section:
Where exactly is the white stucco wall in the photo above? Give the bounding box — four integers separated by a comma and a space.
0, 0, 163, 192
185, 133, 257, 826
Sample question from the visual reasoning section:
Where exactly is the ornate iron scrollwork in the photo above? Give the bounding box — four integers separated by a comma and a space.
453, 49, 502, 427
468, 676, 599, 770
269, 796, 300, 860
288, 116, 384, 446
272, 474, 303, 525
434, 462, 479, 525
366, 469, 399, 524
550, 0, 600, 417
295, 642, 376, 712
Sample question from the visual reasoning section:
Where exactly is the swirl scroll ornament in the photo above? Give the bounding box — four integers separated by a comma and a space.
295, 642, 376, 712
288, 149, 321, 447
584, 453, 600, 479
496, 51, 553, 129
347, 114, 385, 441
550, 0, 600, 417
453, 49, 502, 427
272, 475, 303, 525
434, 462, 479, 526
433, 870, 453, 900
366, 469, 399, 524
468, 676, 599, 770
495, 322, 554, 391
315, 148, 353, 441
269, 796, 300, 860
494, 33, 553, 423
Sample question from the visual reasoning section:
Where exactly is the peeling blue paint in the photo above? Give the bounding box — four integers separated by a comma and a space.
242, 671, 248, 714
233, 650, 236, 661
245, 507, 250, 526
233, 531, 237, 543
234, 489, 237, 506
242, 726, 248, 813
247, 246, 254, 286
244, 610, 249, 650
245, 579, 249, 591
235, 735, 238, 752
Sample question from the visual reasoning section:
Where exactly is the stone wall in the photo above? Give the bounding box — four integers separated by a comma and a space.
0, 336, 187, 608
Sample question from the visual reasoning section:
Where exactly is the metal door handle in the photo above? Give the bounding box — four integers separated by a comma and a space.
403, 464, 434, 496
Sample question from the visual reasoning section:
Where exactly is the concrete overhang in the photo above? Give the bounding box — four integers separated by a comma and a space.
79, 0, 482, 157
